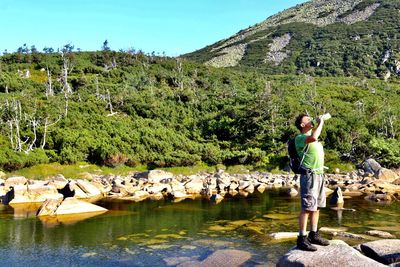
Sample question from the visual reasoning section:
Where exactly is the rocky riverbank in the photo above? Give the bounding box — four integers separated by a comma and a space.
0, 158, 399, 215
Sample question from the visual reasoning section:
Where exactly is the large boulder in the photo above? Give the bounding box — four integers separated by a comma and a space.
47, 174, 69, 189
185, 179, 204, 195
37, 197, 107, 216
7, 184, 61, 204
75, 179, 103, 197
277, 239, 385, 267
363, 159, 382, 176
360, 239, 400, 265
377, 168, 399, 183
36, 196, 63, 216
136, 170, 174, 184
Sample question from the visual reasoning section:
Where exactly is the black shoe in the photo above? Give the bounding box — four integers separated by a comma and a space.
297, 235, 317, 251
308, 231, 330, 246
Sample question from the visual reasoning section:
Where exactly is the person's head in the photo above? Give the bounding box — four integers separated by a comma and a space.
295, 114, 313, 132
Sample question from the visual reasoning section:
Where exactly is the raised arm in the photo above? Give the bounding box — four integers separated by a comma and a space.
305, 117, 324, 144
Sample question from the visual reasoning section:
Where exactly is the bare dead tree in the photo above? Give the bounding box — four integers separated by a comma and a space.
106, 89, 117, 117
172, 58, 184, 90
41, 115, 61, 148
64, 91, 69, 117
25, 116, 40, 154
60, 51, 73, 94
45, 66, 54, 98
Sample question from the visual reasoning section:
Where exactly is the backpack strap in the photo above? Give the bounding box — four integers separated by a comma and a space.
299, 144, 309, 170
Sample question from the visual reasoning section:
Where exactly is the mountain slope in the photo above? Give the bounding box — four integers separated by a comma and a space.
184, 0, 400, 78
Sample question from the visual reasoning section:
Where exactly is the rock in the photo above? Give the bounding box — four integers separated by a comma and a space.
90, 179, 112, 194
365, 230, 396, 239
342, 190, 363, 197
333, 231, 371, 240
68, 180, 93, 198
269, 232, 299, 240
256, 184, 266, 193
329, 186, 344, 206
138, 170, 174, 184
360, 239, 400, 265
0, 185, 6, 198
365, 193, 393, 203
277, 239, 385, 267
229, 182, 239, 191
36, 196, 63, 216
238, 180, 250, 190
228, 189, 238, 196
47, 174, 69, 189
377, 168, 399, 183
185, 179, 204, 195
243, 183, 254, 193
216, 176, 231, 189
287, 188, 298, 197
37, 197, 107, 216
145, 184, 168, 194
75, 179, 102, 198
171, 191, 194, 202
319, 227, 348, 234
238, 190, 248, 197
123, 190, 150, 202
7, 184, 61, 204
164, 256, 200, 266
5, 176, 27, 189
210, 194, 223, 204
324, 187, 334, 196
363, 159, 382, 176
176, 249, 251, 267
149, 192, 164, 201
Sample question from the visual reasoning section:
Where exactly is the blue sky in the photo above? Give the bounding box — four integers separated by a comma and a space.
0, 0, 307, 56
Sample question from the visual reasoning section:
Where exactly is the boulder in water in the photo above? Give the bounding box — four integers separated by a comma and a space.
360, 239, 400, 265
277, 239, 386, 266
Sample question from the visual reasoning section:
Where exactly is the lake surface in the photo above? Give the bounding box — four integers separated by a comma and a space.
0, 189, 399, 266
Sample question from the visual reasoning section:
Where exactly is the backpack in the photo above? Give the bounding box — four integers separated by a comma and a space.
287, 137, 308, 174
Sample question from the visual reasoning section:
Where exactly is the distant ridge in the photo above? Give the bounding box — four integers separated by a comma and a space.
184, 0, 400, 79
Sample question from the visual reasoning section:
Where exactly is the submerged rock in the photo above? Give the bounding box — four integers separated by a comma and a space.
176, 249, 251, 267
277, 239, 385, 267
365, 230, 396, 239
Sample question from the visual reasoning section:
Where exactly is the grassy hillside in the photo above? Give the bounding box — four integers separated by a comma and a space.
0, 49, 399, 172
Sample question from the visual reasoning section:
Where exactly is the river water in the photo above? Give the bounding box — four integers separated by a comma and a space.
0, 189, 399, 266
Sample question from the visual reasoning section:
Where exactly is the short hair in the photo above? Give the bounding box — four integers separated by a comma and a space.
295, 114, 308, 131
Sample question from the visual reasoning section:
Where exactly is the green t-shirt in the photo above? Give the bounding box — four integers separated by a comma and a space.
295, 134, 324, 174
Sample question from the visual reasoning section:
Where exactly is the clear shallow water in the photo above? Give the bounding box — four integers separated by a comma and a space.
0, 189, 399, 266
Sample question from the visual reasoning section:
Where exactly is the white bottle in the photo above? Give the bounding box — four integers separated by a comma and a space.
321, 113, 331, 121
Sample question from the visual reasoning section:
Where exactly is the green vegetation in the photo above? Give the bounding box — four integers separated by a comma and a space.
0, 44, 399, 175
185, 0, 400, 79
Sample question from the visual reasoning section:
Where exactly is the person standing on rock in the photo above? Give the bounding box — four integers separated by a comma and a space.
294, 114, 330, 251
